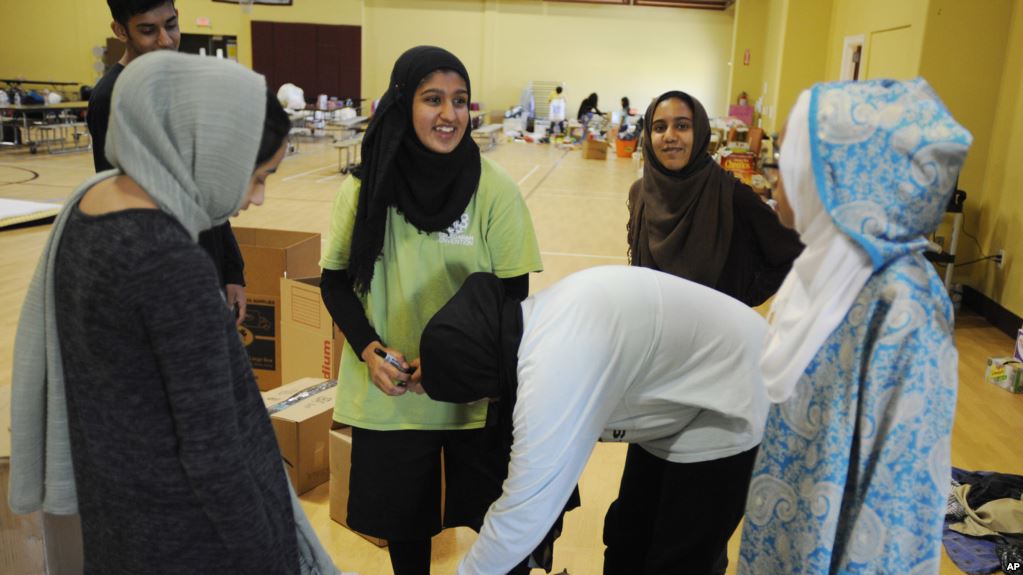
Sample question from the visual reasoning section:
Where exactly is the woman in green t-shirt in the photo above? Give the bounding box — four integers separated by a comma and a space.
319, 46, 544, 574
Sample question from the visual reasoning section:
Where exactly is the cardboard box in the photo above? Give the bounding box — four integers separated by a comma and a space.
234, 227, 321, 391
582, 138, 608, 160
748, 127, 765, 156
281, 277, 344, 385
985, 357, 1023, 394
261, 378, 337, 494
329, 428, 388, 547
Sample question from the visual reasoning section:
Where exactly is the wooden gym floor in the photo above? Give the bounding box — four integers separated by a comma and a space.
0, 136, 1019, 574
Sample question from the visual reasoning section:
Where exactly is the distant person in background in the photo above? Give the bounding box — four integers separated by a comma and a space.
577, 92, 602, 120
548, 86, 566, 135
87, 0, 248, 326
547, 85, 563, 104
618, 96, 640, 131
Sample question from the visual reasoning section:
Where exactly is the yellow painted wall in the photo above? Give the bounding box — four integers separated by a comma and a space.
3, 1, 736, 116
823, 0, 928, 81
0, 0, 110, 90
728, 0, 769, 109
950, 0, 1022, 316
179, 0, 363, 71
0, 0, 362, 91
361, 0, 734, 117
772, 0, 831, 131
758, 0, 786, 131
808, 0, 1022, 315
754, 0, 926, 113
863, 26, 916, 80
919, 0, 1013, 297
362, 0, 485, 108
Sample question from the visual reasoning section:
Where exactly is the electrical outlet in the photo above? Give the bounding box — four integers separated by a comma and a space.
996, 249, 1007, 270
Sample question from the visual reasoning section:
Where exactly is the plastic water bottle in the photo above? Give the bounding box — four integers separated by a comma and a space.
0, 91, 8, 106
14, 91, 21, 106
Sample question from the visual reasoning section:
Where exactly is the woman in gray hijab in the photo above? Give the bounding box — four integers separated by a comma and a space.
9, 51, 336, 574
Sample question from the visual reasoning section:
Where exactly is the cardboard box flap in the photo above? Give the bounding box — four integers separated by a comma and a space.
281, 277, 344, 384
274, 390, 336, 424
233, 228, 321, 294
285, 278, 327, 331
263, 378, 336, 419
234, 227, 321, 251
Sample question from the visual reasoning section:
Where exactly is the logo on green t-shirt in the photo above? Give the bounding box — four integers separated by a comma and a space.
439, 212, 474, 246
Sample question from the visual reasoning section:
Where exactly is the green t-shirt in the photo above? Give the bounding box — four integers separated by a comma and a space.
320, 156, 543, 430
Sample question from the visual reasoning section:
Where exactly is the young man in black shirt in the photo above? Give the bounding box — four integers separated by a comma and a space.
88, 0, 248, 324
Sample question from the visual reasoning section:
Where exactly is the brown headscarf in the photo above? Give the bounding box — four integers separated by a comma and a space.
627, 91, 736, 287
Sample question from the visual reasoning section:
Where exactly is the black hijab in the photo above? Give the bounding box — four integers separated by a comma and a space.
348, 46, 481, 294
627, 91, 735, 288
420, 272, 579, 568
420, 272, 522, 442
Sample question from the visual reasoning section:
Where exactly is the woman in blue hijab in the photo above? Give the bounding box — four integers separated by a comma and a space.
739, 78, 972, 574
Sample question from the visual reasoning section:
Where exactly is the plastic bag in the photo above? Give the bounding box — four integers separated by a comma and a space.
276, 83, 306, 111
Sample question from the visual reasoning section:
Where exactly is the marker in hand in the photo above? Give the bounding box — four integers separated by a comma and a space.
374, 347, 415, 384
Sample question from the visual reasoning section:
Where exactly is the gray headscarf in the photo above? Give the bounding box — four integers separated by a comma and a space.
10, 48, 264, 515
9, 51, 339, 574
106, 51, 263, 239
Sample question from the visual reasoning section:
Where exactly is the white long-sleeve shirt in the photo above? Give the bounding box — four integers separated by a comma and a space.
458, 265, 769, 574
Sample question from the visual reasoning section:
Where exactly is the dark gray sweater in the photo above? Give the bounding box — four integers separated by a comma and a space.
54, 205, 298, 574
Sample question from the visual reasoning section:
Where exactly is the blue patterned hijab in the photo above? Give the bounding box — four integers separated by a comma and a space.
810, 78, 972, 268
761, 78, 972, 402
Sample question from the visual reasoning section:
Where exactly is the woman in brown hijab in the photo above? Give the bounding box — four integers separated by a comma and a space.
607, 91, 803, 574
627, 90, 801, 305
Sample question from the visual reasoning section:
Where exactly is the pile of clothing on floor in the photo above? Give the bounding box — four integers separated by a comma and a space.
944, 468, 1023, 574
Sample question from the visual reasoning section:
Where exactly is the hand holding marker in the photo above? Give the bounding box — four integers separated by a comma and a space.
374, 347, 416, 385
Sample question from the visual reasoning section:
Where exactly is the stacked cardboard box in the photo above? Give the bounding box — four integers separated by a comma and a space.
234, 228, 320, 391
582, 138, 608, 160
261, 378, 337, 494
